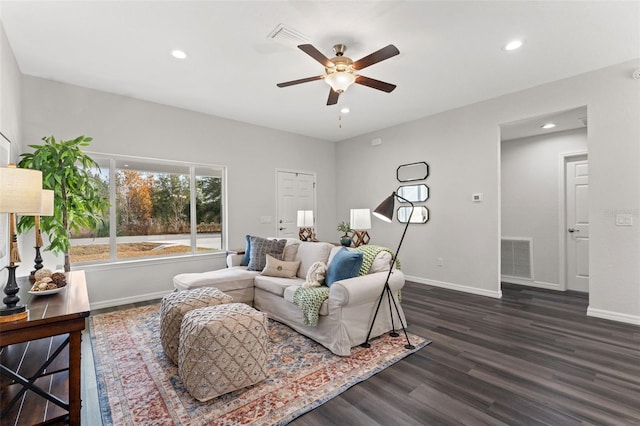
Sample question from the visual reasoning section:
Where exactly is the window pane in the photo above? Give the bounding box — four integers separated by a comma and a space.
195, 166, 223, 252
69, 158, 110, 263
116, 161, 191, 259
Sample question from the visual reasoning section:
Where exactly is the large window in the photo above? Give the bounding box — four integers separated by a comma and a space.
69, 155, 224, 264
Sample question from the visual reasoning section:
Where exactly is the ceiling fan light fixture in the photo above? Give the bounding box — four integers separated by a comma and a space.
325, 71, 356, 93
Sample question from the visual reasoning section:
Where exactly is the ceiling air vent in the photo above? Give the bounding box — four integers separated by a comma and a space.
267, 24, 309, 47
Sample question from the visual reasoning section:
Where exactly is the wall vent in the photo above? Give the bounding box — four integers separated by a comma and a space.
501, 238, 533, 280
267, 24, 309, 47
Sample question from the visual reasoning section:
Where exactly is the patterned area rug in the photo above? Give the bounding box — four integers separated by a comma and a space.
90, 304, 429, 425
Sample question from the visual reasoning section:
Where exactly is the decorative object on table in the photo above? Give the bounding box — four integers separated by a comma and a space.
0, 164, 43, 321
17, 135, 110, 272
350, 208, 371, 247
296, 209, 315, 241
361, 191, 416, 350
90, 303, 429, 426
337, 220, 353, 246
20, 189, 55, 281
29, 268, 67, 294
396, 161, 429, 182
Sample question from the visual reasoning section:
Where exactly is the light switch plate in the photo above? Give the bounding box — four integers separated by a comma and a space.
472, 193, 483, 202
615, 214, 633, 226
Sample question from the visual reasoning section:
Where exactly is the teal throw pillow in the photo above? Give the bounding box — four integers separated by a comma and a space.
241, 234, 251, 266
325, 247, 364, 286
247, 236, 287, 271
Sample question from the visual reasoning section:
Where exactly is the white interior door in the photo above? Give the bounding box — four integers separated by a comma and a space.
276, 171, 315, 239
566, 157, 589, 292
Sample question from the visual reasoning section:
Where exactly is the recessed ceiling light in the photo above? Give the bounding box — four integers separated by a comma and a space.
541, 123, 556, 129
504, 40, 523, 51
341, 107, 350, 114
171, 49, 188, 59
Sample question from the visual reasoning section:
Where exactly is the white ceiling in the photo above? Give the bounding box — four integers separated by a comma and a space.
1, 1, 639, 142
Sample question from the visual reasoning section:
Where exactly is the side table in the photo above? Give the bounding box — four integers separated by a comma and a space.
0, 270, 90, 425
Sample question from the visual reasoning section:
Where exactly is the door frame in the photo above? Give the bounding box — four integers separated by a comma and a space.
557, 151, 588, 291
275, 168, 317, 237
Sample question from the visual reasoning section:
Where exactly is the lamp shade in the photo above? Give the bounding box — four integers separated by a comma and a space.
0, 165, 42, 213
324, 71, 356, 93
350, 209, 371, 230
21, 189, 54, 216
372, 193, 395, 223
296, 210, 314, 227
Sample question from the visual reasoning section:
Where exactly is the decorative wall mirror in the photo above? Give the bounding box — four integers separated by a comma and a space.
396, 161, 429, 182
396, 184, 429, 203
397, 206, 429, 223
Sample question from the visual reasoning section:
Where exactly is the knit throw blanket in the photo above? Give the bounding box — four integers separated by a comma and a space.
354, 245, 400, 275
293, 286, 330, 327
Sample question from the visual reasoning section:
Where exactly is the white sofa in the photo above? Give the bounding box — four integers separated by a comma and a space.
173, 239, 406, 356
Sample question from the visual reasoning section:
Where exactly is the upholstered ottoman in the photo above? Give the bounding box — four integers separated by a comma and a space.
160, 287, 233, 364
178, 303, 269, 402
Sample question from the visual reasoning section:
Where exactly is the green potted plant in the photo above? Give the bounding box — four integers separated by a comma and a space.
17, 135, 110, 272
337, 221, 353, 247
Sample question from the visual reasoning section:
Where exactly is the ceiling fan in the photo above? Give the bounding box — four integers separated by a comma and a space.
277, 43, 400, 105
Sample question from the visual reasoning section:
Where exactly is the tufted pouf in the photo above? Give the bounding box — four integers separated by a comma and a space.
160, 287, 233, 364
178, 303, 269, 402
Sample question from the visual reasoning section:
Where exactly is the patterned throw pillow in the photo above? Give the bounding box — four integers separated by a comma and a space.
261, 254, 301, 278
247, 236, 287, 271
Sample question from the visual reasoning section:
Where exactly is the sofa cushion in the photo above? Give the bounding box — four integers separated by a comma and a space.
295, 242, 334, 279
284, 286, 329, 316
325, 247, 364, 286
282, 240, 300, 261
254, 275, 305, 297
247, 236, 287, 271
173, 267, 258, 293
261, 254, 300, 278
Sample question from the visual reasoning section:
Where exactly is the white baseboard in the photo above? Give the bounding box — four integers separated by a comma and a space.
587, 307, 640, 325
406, 275, 502, 299
90, 290, 172, 311
501, 276, 562, 291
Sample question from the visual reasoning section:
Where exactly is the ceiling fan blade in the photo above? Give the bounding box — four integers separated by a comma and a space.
355, 75, 397, 93
277, 75, 325, 88
327, 89, 340, 105
352, 44, 400, 70
298, 44, 335, 68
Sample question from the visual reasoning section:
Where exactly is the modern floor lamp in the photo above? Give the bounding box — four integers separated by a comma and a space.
361, 191, 415, 350
0, 164, 43, 322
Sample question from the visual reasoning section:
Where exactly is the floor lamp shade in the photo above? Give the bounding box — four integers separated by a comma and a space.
0, 165, 43, 213
372, 193, 396, 222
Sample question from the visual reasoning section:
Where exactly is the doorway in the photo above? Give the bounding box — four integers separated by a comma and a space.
500, 106, 588, 292
276, 170, 315, 239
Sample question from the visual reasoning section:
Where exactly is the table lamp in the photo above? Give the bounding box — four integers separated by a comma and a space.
21, 189, 55, 281
0, 164, 43, 322
296, 210, 314, 241
350, 208, 371, 247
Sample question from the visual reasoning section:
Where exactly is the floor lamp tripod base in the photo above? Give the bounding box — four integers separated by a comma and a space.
361, 280, 414, 350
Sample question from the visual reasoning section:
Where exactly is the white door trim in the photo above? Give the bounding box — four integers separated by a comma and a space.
557, 150, 588, 291
275, 168, 317, 237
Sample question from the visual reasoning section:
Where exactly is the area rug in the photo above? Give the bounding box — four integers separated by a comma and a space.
90, 303, 429, 425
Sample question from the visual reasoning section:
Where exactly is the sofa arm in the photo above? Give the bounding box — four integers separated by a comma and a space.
227, 253, 244, 268
329, 270, 405, 307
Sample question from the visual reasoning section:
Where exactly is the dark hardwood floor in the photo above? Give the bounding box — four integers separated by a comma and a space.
292, 282, 640, 426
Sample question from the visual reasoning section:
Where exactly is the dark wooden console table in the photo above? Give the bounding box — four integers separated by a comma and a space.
0, 270, 90, 425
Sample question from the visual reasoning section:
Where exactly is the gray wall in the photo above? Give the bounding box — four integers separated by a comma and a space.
17, 77, 337, 308
336, 59, 640, 324
501, 128, 588, 289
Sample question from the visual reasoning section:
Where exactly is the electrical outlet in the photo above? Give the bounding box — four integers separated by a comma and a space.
437, 257, 444, 267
